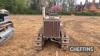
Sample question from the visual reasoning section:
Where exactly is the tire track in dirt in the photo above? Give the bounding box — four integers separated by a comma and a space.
63, 19, 100, 56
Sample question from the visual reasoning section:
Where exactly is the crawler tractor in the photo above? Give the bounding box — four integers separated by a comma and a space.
0, 9, 14, 44
35, 1, 69, 51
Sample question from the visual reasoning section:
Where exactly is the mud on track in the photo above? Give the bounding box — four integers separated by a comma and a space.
0, 15, 100, 56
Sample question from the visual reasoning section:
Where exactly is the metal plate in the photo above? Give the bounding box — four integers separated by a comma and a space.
43, 19, 60, 38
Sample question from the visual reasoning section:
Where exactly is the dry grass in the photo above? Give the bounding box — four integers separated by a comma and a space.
0, 15, 100, 56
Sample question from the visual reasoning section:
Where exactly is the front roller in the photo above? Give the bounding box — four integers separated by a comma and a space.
0, 27, 14, 45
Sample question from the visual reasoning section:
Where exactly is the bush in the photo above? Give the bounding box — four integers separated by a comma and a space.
23, 9, 41, 15
75, 12, 100, 16
59, 12, 71, 15
12, 8, 41, 15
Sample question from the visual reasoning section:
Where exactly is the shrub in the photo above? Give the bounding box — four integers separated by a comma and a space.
75, 12, 100, 16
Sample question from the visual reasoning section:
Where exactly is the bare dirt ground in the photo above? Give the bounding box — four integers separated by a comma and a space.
0, 15, 100, 56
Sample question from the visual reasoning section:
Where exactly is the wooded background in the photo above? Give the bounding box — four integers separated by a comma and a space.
0, 0, 76, 14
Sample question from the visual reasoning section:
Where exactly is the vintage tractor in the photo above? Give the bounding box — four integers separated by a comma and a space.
0, 9, 14, 44
35, 3, 69, 51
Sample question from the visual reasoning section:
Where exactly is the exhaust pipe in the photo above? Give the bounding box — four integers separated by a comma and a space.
0, 27, 14, 44
42, 6, 46, 18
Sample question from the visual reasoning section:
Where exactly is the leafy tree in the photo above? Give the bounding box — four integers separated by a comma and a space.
68, 0, 76, 13
0, 0, 16, 13
30, 0, 40, 10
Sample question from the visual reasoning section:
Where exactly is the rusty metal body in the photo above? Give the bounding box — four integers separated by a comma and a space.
35, 1, 69, 51
35, 16, 69, 51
